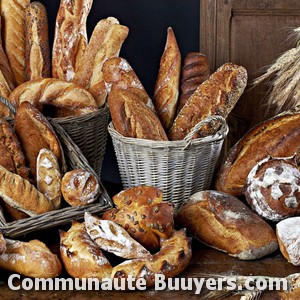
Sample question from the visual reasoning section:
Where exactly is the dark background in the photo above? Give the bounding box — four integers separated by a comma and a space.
37, 0, 200, 188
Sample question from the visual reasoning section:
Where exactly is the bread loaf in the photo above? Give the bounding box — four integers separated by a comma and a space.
215, 112, 300, 196
0, 165, 54, 216
176, 190, 278, 260
37, 148, 62, 210
108, 88, 168, 140
276, 217, 300, 266
102, 186, 174, 251
245, 156, 300, 221
52, 0, 93, 81
60, 221, 112, 280
14, 101, 62, 179
9, 78, 98, 117
177, 52, 210, 113
111, 229, 192, 288
0, 0, 29, 85
153, 27, 181, 130
74, 18, 129, 107
61, 169, 100, 207
0, 238, 62, 278
25, 1, 51, 81
84, 212, 152, 259
169, 63, 247, 140
0, 232, 6, 254
103, 57, 155, 110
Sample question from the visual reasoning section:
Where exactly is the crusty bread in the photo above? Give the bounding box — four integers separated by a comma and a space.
0, 232, 6, 254
176, 190, 278, 260
177, 52, 210, 113
0, 0, 29, 85
111, 229, 192, 288
108, 88, 168, 140
103, 57, 155, 110
14, 101, 62, 179
52, 0, 93, 81
276, 217, 300, 266
60, 221, 112, 280
153, 27, 181, 130
74, 18, 129, 107
215, 112, 300, 196
0, 165, 54, 216
9, 78, 98, 117
169, 63, 247, 140
84, 212, 152, 259
103, 186, 174, 251
0, 238, 61, 278
61, 169, 100, 207
25, 1, 51, 81
36, 148, 62, 210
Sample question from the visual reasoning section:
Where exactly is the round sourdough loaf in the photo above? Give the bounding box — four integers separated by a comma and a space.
176, 190, 278, 260
245, 156, 300, 221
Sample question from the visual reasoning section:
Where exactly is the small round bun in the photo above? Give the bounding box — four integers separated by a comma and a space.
61, 169, 100, 207
245, 156, 300, 221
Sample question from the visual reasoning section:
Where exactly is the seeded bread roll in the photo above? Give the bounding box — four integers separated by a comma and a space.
60, 221, 112, 280
176, 190, 278, 260
0, 238, 62, 278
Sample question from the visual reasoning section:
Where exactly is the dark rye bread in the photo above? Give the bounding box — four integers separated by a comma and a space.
108, 88, 168, 141
169, 63, 247, 140
215, 112, 300, 196
176, 190, 278, 260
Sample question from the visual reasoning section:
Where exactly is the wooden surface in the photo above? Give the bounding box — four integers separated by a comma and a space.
200, 0, 300, 148
1, 234, 300, 300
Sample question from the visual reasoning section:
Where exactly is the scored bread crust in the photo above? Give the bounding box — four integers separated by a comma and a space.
60, 221, 112, 280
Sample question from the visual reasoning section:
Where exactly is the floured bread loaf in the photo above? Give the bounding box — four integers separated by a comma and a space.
276, 217, 300, 266
60, 221, 112, 280
245, 156, 300, 221
84, 212, 152, 259
0, 238, 62, 278
176, 190, 278, 260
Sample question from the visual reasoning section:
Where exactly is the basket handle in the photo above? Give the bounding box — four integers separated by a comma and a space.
0, 96, 16, 116
183, 115, 228, 146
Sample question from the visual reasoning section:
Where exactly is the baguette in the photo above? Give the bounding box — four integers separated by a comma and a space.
169, 63, 247, 140
0, 238, 61, 278
52, 0, 93, 81
60, 221, 112, 280
0, 0, 29, 85
153, 27, 181, 130
25, 1, 51, 81
0, 232, 6, 254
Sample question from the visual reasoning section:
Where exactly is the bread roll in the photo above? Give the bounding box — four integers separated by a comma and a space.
0, 0, 29, 85
177, 52, 210, 113
245, 156, 300, 221
0, 232, 6, 254
60, 221, 112, 280
276, 217, 300, 266
74, 18, 129, 107
84, 212, 152, 259
103, 186, 174, 251
153, 27, 181, 130
37, 148, 62, 210
111, 229, 192, 288
215, 112, 300, 196
61, 169, 100, 207
108, 88, 168, 140
52, 0, 93, 81
169, 63, 247, 140
9, 78, 98, 117
176, 190, 278, 260
0, 238, 61, 278
25, 1, 50, 81
103, 57, 155, 110
14, 101, 62, 179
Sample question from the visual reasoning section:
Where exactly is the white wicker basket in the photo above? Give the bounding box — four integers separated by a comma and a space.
108, 115, 228, 213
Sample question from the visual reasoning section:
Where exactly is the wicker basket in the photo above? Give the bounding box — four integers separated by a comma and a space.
108, 115, 228, 213
0, 119, 113, 238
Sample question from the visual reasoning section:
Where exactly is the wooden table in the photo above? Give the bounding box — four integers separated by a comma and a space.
1, 234, 300, 300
